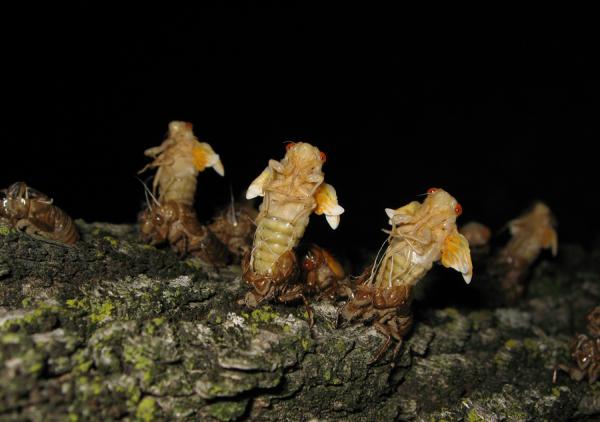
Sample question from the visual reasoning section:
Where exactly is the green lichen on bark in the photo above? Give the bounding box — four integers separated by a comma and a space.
0, 222, 599, 420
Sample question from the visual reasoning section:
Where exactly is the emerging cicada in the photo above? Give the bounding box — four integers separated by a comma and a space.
494, 202, 557, 304
339, 188, 472, 363
242, 142, 344, 322
0, 181, 79, 245
138, 121, 228, 264
140, 121, 224, 206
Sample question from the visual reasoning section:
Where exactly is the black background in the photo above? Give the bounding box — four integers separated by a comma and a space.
3, 6, 599, 260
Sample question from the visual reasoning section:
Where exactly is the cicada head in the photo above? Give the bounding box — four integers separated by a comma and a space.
5, 182, 32, 219
423, 188, 463, 230
168, 121, 195, 142
283, 142, 326, 180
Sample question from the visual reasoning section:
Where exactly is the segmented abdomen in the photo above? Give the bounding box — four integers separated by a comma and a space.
160, 173, 197, 207
251, 214, 306, 274
374, 240, 428, 288
43, 206, 79, 245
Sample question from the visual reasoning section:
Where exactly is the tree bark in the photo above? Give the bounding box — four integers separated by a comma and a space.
0, 222, 598, 421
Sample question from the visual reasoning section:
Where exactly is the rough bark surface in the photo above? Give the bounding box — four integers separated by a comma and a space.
0, 222, 599, 421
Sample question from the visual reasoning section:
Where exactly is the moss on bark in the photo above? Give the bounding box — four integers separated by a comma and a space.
1, 222, 598, 420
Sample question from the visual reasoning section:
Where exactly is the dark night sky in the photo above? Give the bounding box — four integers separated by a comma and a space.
3, 7, 599, 256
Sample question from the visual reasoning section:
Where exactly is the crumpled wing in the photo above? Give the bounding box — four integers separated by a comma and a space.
314, 183, 344, 229
441, 230, 473, 284
246, 167, 272, 199
192, 142, 225, 176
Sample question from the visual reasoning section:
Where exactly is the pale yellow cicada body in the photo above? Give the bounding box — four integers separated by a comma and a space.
140, 121, 224, 207
245, 142, 343, 276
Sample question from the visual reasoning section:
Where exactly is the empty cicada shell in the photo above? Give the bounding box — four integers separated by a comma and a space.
138, 200, 228, 265
300, 244, 348, 301
554, 306, 600, 385
208, 201, 257, 260
0, 181, 79, 245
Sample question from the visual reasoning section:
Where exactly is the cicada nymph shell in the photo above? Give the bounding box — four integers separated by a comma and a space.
494, 202, 558, 304
242, 142, 344, 323
138, 121, 229, 264
300, 244, 348, 301
554, 306, 600, 385
138, 200, 228, 265
339, 188, 472, 363
0, 181, 79, 245
208, 201, 257, 260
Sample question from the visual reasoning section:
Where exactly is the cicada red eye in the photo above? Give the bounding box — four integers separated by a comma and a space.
320, 151, 327, 162
286, 142, 296, 152
455, 203, 463, 216
427, 187, 439, 194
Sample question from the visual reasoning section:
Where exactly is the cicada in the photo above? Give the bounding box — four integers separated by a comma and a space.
242, 142, 344, 324
340, 188, 472, 363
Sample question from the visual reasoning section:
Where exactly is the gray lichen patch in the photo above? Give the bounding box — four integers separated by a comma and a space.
0, 224, 599, 420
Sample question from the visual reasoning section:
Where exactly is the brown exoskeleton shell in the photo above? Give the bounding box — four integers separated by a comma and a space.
339, 188, 472, 363
208, 202, 257, 260
241, 142, 344, 324
340, 282, 413, 363
0, 182, 79, 245
138, 200, 228, 265
554, 306, 600, 385
300, 244, 348, 301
